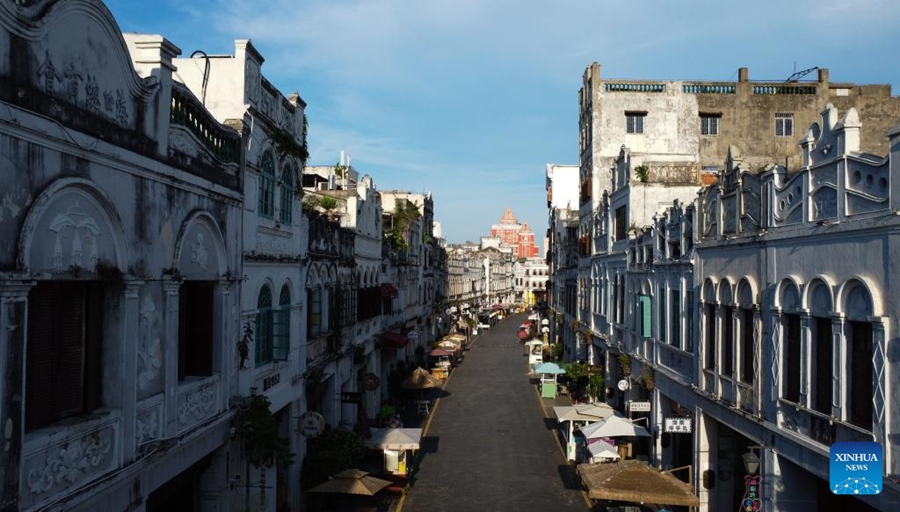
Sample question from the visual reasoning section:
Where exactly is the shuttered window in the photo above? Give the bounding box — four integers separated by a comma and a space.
272, 285, 291, 361
308, 289, 322, 338
638, 294, 652, 338
26, 281, 104, 431
256, 285, 272, 366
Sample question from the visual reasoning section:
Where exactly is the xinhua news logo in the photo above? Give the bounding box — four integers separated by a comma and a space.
830, 441, 882, 495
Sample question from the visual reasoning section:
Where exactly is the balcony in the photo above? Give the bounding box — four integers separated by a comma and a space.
309, 214, 341, 258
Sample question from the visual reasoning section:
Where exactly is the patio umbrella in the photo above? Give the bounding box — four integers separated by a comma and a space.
580, 415, 651, 439
533, 362, 566, 375
430, 348, 452, 357
438, 340, 460, 350
401, 367, 443, 390
307, 469, 392, 496
367, 428, 423, 450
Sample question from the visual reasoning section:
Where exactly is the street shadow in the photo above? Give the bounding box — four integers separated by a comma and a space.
408, 435, 440, 482
557, 463, 583, 491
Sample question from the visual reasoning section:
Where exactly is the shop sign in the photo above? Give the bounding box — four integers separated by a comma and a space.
363, 372, 380, 390
340, 392, 362, 404
298, 411, 325, 438
739, 474, 762, 511
664, 416, 692, 433
629, 401, 651, 412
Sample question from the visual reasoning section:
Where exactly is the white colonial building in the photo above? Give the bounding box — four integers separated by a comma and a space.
0, 2, 243, 510
174, 40, 309, 509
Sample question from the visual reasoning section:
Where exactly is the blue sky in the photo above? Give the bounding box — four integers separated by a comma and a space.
105, 0, 900, 249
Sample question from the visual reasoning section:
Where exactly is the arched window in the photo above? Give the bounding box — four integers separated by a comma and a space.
256, 285, 272, 365
280, 163, 294, 223
257, 284, 290, 366
781, 282, 802, 403
273, 285, 291, 361
845, 283, 874, 429
258, 151, 276, 218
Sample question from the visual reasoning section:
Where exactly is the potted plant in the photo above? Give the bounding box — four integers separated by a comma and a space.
618, 353, 632, 376
641, 367, 655, 390
634, 165, 650, 183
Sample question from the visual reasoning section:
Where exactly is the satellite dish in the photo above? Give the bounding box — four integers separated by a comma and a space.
617, 379, 630, 391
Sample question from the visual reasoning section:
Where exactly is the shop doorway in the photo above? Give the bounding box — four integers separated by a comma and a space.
146, 456, 211, 512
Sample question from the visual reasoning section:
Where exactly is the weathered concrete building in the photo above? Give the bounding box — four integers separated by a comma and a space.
173, 40, 308, 511
602, 106, 900, 511
0, 2, 243, 510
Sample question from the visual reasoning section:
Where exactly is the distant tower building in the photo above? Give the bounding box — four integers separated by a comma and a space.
490, 207, 538, 258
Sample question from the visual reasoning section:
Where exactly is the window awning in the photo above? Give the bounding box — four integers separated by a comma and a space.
380, 331, 408, 349
381, 284, 399, 298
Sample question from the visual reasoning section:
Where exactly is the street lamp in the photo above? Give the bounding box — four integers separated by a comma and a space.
741, 446, 760, 475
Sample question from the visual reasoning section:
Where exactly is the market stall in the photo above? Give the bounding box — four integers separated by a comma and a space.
525, 339, 544, 366
553, 404, 615, 461
533, 362, 566, 398
367, 428, 423, 477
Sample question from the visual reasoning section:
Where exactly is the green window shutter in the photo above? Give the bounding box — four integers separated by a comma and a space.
255, 310, 270, 365
641, 295, 652, 338
271, 307, 290, 361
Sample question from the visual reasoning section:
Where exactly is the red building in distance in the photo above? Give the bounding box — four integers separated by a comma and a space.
490, 207, 539, 258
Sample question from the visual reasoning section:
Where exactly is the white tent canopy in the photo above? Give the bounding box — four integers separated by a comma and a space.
587, 440, 620, 462
367, 428, 423, 450
553, 404, 616, 423
581, 416, 651, 440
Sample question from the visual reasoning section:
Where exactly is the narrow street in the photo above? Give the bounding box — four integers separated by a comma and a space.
400, 314, 588, 512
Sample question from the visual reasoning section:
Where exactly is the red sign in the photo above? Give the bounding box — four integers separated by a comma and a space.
364, 373, 380, 391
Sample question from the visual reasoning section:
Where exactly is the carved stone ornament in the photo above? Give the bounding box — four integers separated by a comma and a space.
136, 408, 159, 445
26, 431, 112, 495
49, 201, 102, 273
138, 291, 163, 391
191, 232, 209, 270
178, 382, 217, 430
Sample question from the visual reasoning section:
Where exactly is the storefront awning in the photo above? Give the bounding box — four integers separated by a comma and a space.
380, 331, 408, 349
577, 460, 699, 507
381, 284, 399, 298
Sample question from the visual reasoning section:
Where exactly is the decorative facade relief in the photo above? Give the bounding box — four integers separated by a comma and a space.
176, 219, 222, 280
246, 61, 260, 104
37, 50, 60, 95
136, 404, 161, 445
138, 289, 163, 392
191, 232, 209, 270
21, 421, 118, 508
812, 187, 837, 220
48, 201, 102, 273
176, 379, 219, 433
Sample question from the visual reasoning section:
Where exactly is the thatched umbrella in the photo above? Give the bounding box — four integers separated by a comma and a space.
307, 469, 392, 496
401, 367, 443, 390
577, 459, 699, 507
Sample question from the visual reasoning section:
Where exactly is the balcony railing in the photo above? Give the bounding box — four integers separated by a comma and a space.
752, 84, 816, 95
604, 82, 665, 93
170, 84, 240, 163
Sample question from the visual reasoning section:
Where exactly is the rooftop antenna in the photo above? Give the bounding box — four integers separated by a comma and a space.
786, 66, 818, 83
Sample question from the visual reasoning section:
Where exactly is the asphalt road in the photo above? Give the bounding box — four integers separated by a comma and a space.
400, 313, 588, 512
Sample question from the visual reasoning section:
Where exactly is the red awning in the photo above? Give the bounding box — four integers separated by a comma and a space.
380, 331, 408, 349
381, 284, 399, 298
